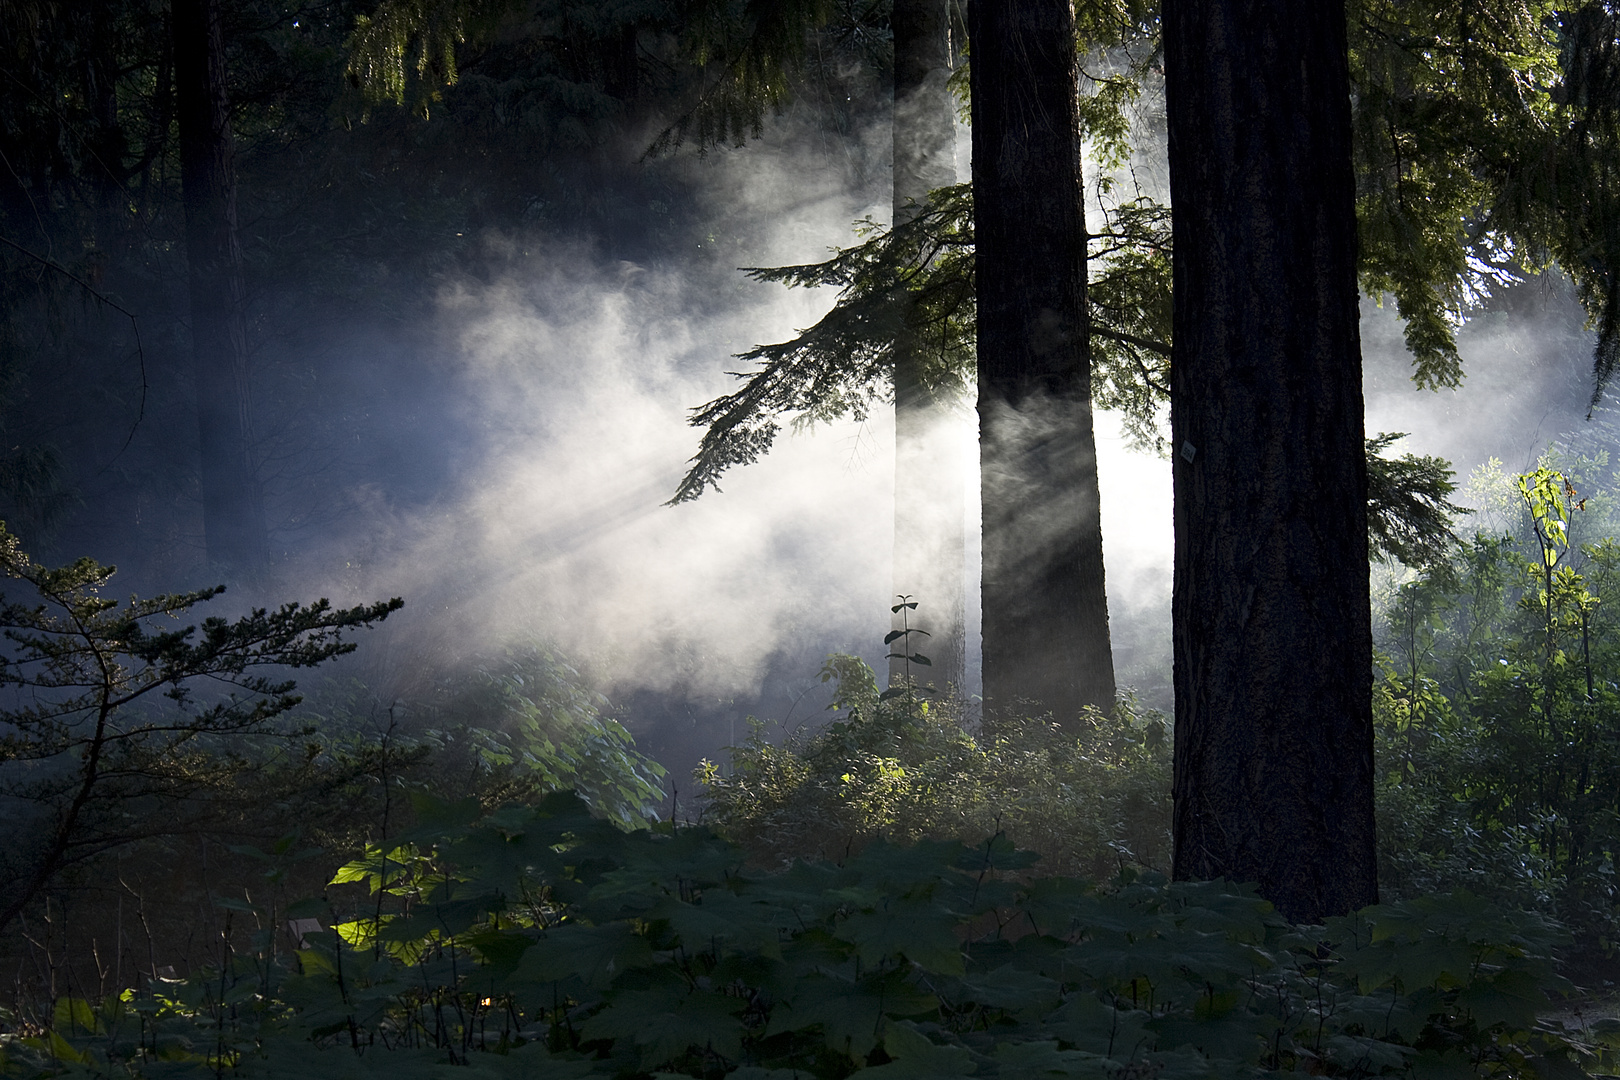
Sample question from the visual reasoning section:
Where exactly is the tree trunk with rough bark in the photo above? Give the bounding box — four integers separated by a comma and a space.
889, 0, 965, 696
968, 0, 1114, 725
173, 0, 265, 578
1164, 0, 1378, 923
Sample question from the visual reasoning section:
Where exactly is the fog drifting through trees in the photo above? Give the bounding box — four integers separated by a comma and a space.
231, 101, 1604, 786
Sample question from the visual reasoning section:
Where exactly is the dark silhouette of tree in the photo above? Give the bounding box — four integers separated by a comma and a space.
1163, 0, 1377, 922
890, 0, 965, 695
173, 0, 266, 576
969, 0, 1115, 723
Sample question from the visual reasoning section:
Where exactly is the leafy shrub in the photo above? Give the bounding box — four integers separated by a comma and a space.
0, 525, 663, 1008
1373, 459, 1620, 966
299, 641, 668, 834
4, 792, 1613, 1078
697, 654, 1172, 878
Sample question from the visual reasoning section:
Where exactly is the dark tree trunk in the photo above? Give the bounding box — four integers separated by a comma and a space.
173, 0, 265, 577
1164, 0, 1377, 923
78, 6, 129, 221
890, 0, 965, 694
968, 0, 1114, 724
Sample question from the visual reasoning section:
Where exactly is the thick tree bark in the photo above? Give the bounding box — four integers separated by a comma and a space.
1164, 0, 1377, 922
889, 0, 965, 695
173, 0, 265, 577
968, 0, 1114, 724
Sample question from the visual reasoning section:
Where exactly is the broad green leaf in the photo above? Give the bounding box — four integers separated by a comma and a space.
992, 1038, 1116, 1077
950, 964, 1061, 1016
856, 1021, 975, 1077
1149, 1008, 1268, 1062
1324, 1033, 1416, 1072
836, 894, 964, 974
843, 838, 964, 894
1456, 967, 1545, 1031
1048, 891, 1163, 938
1411, 1047, 1482, 1080
957, 833, 1044, 874
407, 790, 484, 831
28, 1030, 91, 1065
765, 972, 937, 1057
509, 922, 654, 989
52, 996, 98, 1035
1042, 994, 1148, 1057
579, 985, 746, 1067
461, 928, 538, 976
496, 1041, 603, 1078
646, 890, 786, 957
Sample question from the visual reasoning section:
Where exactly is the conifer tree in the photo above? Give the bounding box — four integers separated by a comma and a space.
0, 524, 401, 934
968, 0, 1115, 723
1163, 0, 1376, 922
890, 0, 965, 695
174, 0, 267, 577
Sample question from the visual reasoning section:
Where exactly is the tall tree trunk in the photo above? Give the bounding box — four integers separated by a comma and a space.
889, 0, 964, 695
78, 5, 129, 228
968, 0, 1114, 724
1164, 0, 1377, 923
173, 0, 265, 578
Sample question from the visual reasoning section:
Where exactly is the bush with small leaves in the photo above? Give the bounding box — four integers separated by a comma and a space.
697, 653, 1172, 879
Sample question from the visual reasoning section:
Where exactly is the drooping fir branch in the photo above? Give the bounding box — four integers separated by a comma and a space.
344, 0, 493, 118
668, 184, 977, 505
1351, 0, 1620, 403
669, 183, 1175, 503
1086, 194, 1174, 450
646, 0, 855, 156
675, 185, 1468, 566
343, 0, 869, 150
1366, 432, 1472, 569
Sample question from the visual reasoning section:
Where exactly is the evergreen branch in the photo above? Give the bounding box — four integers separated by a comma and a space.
1091, 325, 1172, 357
673, 184, 1172, 502
0, 523, 401, 934
1366, 432, 1472, 568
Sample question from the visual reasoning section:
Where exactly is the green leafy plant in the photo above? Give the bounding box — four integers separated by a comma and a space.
6, 791, 1614, 1078
1373, 460, 1620, 964
408, 641, 668, 831
698, 652, 1172, 879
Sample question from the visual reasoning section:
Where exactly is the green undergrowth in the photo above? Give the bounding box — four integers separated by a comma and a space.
1372, 459, 1620, 961
697, 654, 1172, 878
4, 791, 1618, 1078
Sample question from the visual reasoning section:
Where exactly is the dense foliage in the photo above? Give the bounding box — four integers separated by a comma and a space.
4, 791, 1615, 1079
688, 450, 1620, 969
0, 523, 402, 933
676, 0, 1620, 500
7, 0, 1620, 1072
0, 526, 665, 989
697, 654, 1172, 879
1373, 455, 1620, 964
